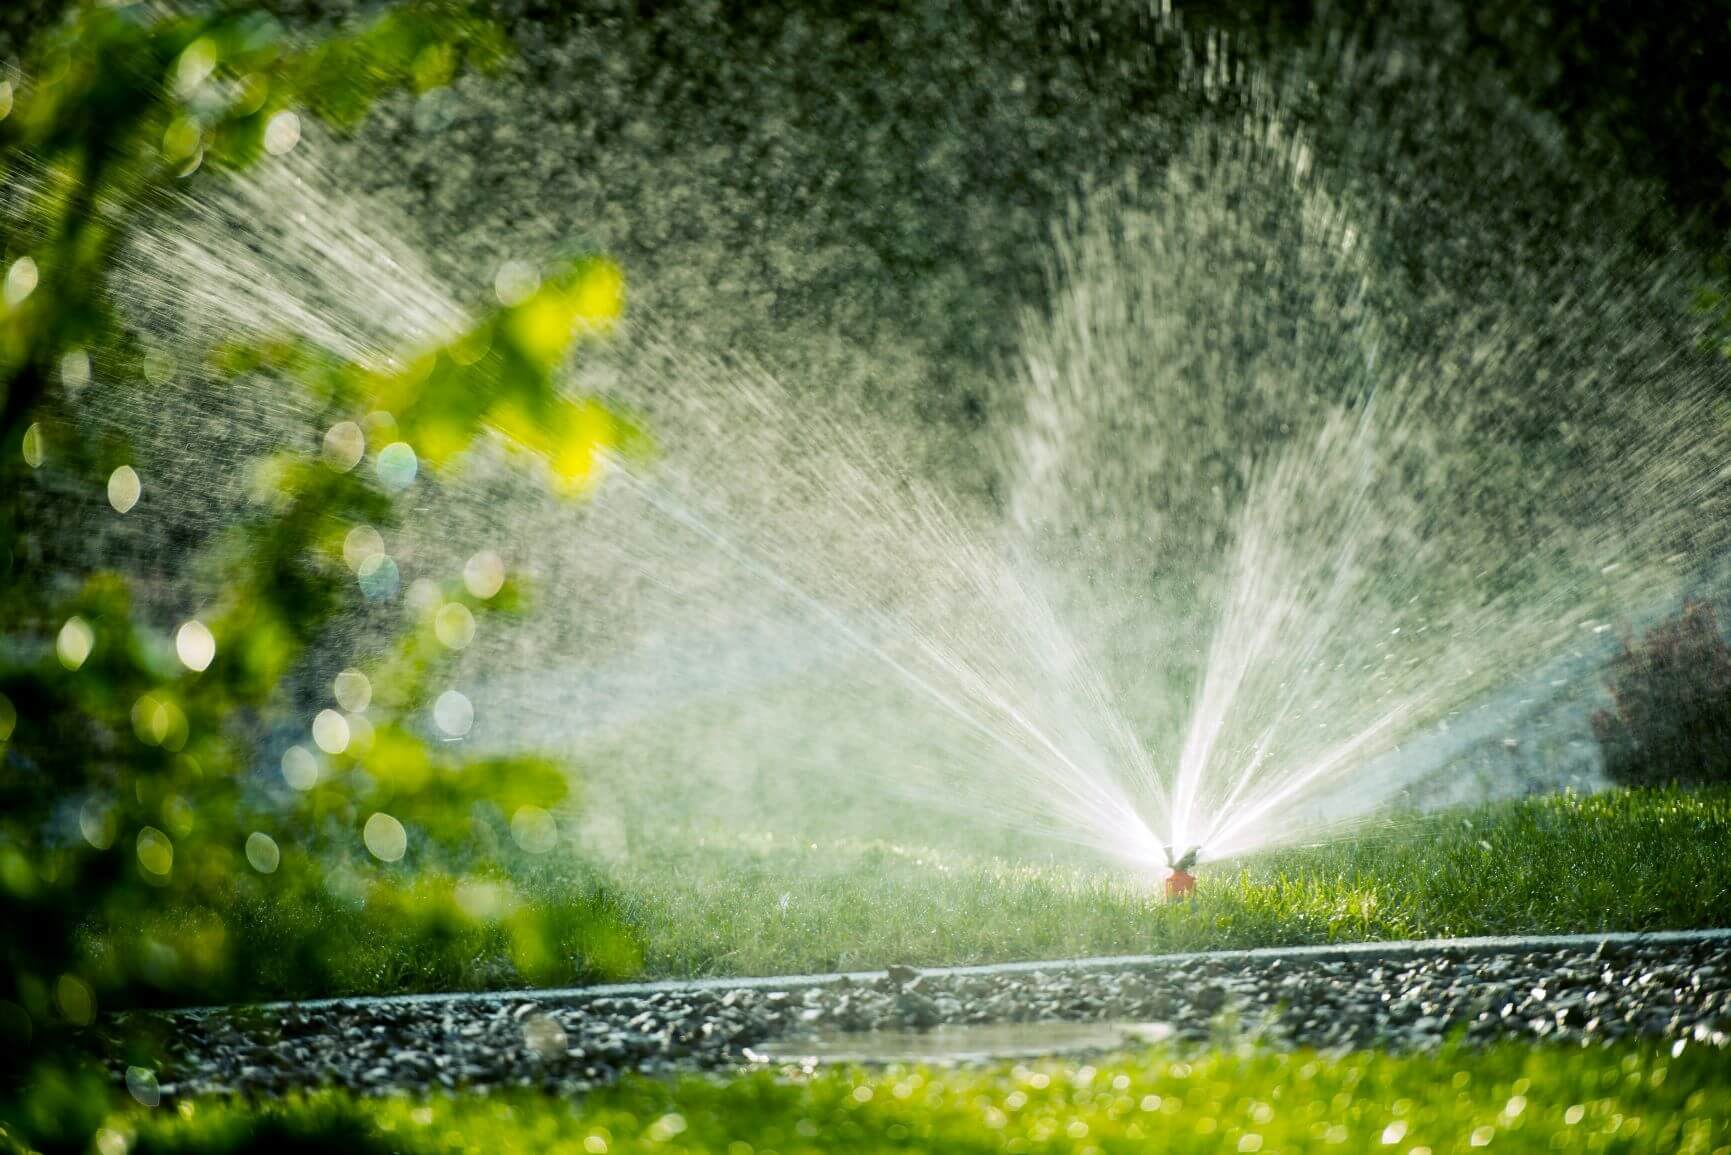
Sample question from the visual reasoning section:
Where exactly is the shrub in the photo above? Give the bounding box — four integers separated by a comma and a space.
0, 3, 645, 1144
1592, 599, 1731, 787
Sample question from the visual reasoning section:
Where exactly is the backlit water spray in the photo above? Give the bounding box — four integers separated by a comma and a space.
87, 5, 1731, 881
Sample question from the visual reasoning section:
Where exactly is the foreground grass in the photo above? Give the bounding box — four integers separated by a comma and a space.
210, 788, 1730, 999
118, 1040, 1731, 1154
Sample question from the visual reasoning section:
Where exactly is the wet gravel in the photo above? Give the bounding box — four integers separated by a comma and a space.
121, 937, 1731, 1098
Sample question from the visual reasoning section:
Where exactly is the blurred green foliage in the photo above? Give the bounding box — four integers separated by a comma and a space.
0, 1, 643, 1143
89, 1037, 1731, 1154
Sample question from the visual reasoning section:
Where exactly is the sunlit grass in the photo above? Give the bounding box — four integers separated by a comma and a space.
579, 787, 1731, 978
128, 1039, 1731, 1153
191, 787, 1731, 1001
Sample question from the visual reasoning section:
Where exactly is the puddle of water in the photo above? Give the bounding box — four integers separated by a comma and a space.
750, 1020, 1174, 1065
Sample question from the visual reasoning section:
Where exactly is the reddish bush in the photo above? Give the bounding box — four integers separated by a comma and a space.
1592, 600, 1731, 787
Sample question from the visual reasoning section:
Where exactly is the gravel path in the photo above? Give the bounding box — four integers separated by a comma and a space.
121, 932, 1731, 1098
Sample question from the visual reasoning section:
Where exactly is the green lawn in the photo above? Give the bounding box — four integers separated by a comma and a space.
55, 789, 1730, 1155
206, 788, 1731, 1001
123, 1040, 1730, 1154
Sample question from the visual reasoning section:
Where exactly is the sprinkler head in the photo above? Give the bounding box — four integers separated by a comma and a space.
1162, 844, 1200, 901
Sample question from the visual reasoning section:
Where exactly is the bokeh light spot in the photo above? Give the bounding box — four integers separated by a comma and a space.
334, 668, 372, 712
55, 974, 95, 1026
175, 619, 216, 672
20, 422, 44, 468
162, 794, 194, 838
454, 878, 509, 921
463, 549, 506, 599
60, 348, 90, 390
406, 577, 442, 614
433, 689, 473, 737
281, 745, 319, 791
4, 256, 38, 307
345, 711, 375, 754
434, 601, 476, 649
136, 826, 174, 879
131, 693, 184, 747
322, 420, 365, 472
343, 524, 385, 572
56, 616, 94, 670
174, 37, 218, 94
376, 441, 418, 491
78, 799, 115, 849
245, 832, 281, 874
494, 259, 541, 307
522, 1013, 567, 1059
511, 806, 559, 854
263, 109, 303, 156
125, 1065, 161, 1108
358, 553, 401, 601
312, 708, 350, 754
107, 465, 141, 513
363, 812, 408, 862
141, 347, 176, 385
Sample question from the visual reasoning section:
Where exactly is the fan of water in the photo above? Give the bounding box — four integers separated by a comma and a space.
94, 5, 1731, 876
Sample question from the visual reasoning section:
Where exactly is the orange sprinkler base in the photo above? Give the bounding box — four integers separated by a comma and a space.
1165, 869, 1196, 900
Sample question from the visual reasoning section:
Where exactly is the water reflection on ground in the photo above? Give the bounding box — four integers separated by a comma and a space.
750, 1020, 1174, 1065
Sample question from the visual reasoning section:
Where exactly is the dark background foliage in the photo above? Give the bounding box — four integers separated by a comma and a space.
1594, 602, 1731, 789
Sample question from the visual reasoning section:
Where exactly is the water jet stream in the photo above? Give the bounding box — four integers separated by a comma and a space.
88, 0, 1731, 877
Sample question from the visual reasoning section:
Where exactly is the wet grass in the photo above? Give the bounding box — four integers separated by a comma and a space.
130, 1038, 1731, 1153
200, 787, 1731, 1001
577, 787, 1731, 979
